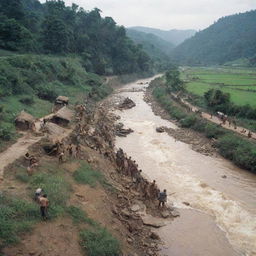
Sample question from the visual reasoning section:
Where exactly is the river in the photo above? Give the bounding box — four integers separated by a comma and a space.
113, 76, 256, 256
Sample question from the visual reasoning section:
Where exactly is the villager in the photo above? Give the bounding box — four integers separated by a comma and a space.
122, 156, 129, 175
233, 119, 237, 129
27, 166, 33, 176
127, 157, 133, 176
29, 156, 38, 166
35, 188, 43, 202
67, 143, 73, 157
241, 129, 246, 134
143, 181, 151, 199
134, 169, 143, 189
228, 118, 232, 127
58, 151, 65, 163
158, 189, 167, 208
75, 145, 81, 158
248, 131, 252, 138
149, 180, 158, 200
130, 160, 138, 178
39, 194, 49, 220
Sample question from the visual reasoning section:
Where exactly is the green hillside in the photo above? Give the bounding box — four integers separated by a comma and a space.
126, 29, 174, 71
0, 0, 154, 75
172, 10, 256, 65
0, 54, 109, 149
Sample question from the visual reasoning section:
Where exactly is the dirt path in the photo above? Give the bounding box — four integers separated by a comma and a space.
172, 93, 256, 140
0, 113, 72, 180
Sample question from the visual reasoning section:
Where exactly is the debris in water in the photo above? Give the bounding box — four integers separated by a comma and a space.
119, 97, 136, 110
156, 126, 165, 133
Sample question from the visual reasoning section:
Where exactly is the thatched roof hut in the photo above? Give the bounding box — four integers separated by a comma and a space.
55, 96, 69, 105
50, 106, 74, 126
15, 111, 35, 130
54, 96, 69, 111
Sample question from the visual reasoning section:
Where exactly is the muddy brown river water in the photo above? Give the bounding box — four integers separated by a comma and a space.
114, 76, 256, 256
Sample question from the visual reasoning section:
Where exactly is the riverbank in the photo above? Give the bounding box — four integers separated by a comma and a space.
113, 76, 256, 256
0, 80, 170, 256
149, 77, 256, 174
144, 87, 218, 157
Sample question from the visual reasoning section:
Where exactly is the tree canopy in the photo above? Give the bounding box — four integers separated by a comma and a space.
171, 10, 256, 65
0, 0, 155, 75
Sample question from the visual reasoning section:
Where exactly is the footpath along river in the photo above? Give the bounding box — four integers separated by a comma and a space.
113, 76, 256, 256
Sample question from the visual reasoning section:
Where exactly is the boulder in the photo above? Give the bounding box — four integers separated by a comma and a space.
156, 127, 165, 133
130, 204, 140, 212
121, 209, 131, 218
182, 201, 190, 206
150, 232, 160, 240
161, 210, 170, 218
171, 209, 180, 217
142, 215, 166, 228
119, 97, 136, 110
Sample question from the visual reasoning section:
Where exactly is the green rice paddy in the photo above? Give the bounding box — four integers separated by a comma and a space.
182, 67, 256, 107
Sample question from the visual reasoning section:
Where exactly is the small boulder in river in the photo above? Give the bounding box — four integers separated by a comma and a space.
171, 209, 180, 217
156, 126, 165, 133
142, 215, 166, 228
119, 97, 136, 110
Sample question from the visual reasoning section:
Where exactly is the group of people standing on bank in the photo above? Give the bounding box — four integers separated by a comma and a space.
116, 148, 167, 208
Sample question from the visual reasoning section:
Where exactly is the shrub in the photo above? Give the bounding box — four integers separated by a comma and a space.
80, 228, 121, 256
204, 123, 225, 139
16, 173, 30, 183
0, 194, 38, 248
180, 114, 198, 128
192, 118, 207, 133
0, 122, 15, 141
216, 135, 256, 172
36, 83, 59, 102
19, 96, 35, 105
66, 206, 96, 226
73, 163, 105, 188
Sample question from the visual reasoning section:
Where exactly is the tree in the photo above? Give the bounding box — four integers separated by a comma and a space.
165, 68, 184, 92
204, 89, 230, 107
41, 16, 69, 53
0, 15, 33, 51
0, 0, 24, 21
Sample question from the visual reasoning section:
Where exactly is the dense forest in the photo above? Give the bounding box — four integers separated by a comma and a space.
171, 10, 256, 65
126, 29, 174, 71
0, 0, 156, 75
130, 26, 196, 46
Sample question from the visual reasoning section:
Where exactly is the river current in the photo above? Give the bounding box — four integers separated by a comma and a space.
113, 76, 256, 256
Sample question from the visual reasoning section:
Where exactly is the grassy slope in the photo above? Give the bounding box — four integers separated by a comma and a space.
0, 54, 110, 150
2, 157, 121, 255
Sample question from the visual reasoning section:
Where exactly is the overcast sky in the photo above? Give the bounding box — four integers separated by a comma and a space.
40, 0, 256, 30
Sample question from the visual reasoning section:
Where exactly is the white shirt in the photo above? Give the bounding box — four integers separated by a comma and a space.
36, 188, 42, 194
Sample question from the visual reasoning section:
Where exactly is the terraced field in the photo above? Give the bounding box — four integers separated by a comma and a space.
182, 67, 256, 107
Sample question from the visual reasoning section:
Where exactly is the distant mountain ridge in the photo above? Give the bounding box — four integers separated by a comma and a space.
126, 28, 174, 71
129, 26, 196, 46
171, 10, 256, 65
126, 29, 174, 54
